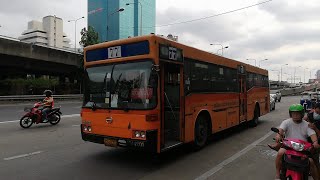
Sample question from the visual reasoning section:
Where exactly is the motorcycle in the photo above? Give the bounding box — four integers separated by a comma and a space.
270, 127, 313, 180
20, 102, 62, 128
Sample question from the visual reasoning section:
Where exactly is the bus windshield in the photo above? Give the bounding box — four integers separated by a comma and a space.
83, 60, 157, 110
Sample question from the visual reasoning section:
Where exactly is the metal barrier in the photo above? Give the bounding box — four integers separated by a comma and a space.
0, 94, 83, 101
279, 83, 320, 96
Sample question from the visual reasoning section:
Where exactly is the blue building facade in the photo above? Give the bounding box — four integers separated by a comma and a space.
88, 0, 156, 42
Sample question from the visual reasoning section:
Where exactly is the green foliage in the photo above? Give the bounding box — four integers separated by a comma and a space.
78, 26, 99, 93
79, 26, 99, 48
0, 78, 59, 95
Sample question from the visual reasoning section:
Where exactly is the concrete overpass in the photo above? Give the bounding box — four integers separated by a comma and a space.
0, 36, 81, 78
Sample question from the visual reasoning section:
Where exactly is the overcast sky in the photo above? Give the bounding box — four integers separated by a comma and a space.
0, 0, 319, 82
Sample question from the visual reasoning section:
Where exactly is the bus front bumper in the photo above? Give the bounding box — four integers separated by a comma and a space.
81, 125, 157, 153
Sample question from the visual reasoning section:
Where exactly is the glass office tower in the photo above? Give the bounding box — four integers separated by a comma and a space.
88, 0, 156, 42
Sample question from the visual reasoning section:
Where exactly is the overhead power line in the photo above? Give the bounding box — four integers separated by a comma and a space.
121, 0, 272, 29
157, 0, 272, 28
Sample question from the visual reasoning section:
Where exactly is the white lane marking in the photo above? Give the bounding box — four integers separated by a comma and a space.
72, 125, 80, 127
194, 131, 273, 180
4, 151, 43, 161
0, 114, 80, 124
62, 114, 80, 118
0, 120, 20, 124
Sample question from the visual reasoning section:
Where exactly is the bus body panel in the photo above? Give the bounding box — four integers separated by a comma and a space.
183, 93, 240, 143
81, 108, 161, 152
247, 87, 270, 120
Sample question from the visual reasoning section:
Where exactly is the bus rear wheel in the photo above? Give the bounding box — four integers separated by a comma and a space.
193, 116, 208, 150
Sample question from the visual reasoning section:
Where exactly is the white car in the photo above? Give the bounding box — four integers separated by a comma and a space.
270, 95, 275, 111
270, 90, 282, 102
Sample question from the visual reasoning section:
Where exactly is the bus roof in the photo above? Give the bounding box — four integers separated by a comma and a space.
84, 34, 268, 76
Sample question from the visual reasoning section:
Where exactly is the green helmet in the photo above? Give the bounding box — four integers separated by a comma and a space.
289, 104, 304, 117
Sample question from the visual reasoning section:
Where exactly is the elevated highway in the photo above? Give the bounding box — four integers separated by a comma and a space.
0, 36, 81, 78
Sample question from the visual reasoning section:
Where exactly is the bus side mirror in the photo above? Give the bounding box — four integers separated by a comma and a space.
149, 71, 158, 88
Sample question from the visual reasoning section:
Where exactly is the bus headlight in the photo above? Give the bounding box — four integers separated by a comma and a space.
83, 125, 92, 132
133, 130, 146, 139
135, 131, 141, 138
141, 131, 146, 138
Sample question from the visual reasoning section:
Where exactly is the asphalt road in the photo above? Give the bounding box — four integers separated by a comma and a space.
0, 101, 82, 122
0, 96, 304, 180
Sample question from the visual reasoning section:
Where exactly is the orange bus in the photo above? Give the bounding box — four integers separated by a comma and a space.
81, 35, 269, 153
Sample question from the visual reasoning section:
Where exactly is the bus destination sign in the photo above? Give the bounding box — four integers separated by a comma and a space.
86, 41, 149, 62
159, 44, 183, 62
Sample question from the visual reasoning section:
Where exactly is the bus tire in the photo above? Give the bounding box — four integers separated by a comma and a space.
193, 115, 208, 150
249, 106, 259, 127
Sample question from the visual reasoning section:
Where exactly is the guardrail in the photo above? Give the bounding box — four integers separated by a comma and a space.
0, 94, 83, 101
279, 83, 320, 96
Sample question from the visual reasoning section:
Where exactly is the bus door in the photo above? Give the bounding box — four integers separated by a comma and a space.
238, 65, 247, 122
161, 61, 184, 150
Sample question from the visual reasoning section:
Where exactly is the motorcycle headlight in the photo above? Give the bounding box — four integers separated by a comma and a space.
291, 141, 305, 151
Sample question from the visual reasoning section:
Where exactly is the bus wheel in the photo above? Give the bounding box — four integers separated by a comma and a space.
249, 106, 259, 127
193, 116, 208, 150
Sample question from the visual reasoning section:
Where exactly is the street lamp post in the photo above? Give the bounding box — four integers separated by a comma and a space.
126, 2, 142, 36
68, 16, 85, 52
280, 64, 288, 82
216, 46, 228, 56
284, 73, 292, 83
258, 59, 268, 67
293, 66, 302, 84
210, 43, 228, 56
304, 68, 309, 83
270, 70, 280, 83
246, 59, 256, 66
107, 8, 125, 41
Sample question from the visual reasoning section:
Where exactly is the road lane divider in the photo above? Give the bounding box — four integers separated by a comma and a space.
194, 131, 273, 180
0, 114, 80, 124
4, 151, 43, 161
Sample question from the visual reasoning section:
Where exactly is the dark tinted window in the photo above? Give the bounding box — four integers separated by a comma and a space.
247, 73, 254, 89
247, 73, 269, 88
184, 58, 238, 94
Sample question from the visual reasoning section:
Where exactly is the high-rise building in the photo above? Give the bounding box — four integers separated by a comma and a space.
317, 70, 320, 79
88, 0, 156, 42
19, 16, 71, 49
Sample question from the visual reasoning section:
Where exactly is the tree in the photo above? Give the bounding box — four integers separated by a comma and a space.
78, 26, 99, 94
79, 26, 99, 48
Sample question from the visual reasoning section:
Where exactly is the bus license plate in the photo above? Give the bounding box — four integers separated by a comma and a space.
104, 138, 117, 147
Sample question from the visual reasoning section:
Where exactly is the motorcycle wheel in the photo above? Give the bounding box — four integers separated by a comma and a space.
49, 113, 61, 125
20, 116, 33, 128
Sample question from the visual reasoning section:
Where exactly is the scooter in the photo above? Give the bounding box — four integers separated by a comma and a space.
270, 127, 313, 180
20, 102, 62, 128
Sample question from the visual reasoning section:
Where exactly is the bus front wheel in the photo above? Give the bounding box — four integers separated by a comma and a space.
249, 106, 259, 127
193, 116, 208, 150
